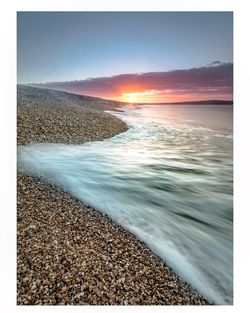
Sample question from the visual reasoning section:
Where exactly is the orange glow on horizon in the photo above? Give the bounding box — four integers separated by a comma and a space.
123, 94, 138, 103
106, 89, 232, 104
120, 90, 169, 103
122, 91, 155, 103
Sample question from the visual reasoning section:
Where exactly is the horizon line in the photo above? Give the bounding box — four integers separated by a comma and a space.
18, 84, 233, 105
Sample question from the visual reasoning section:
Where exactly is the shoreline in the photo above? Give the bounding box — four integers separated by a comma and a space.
17, 85, 209, 305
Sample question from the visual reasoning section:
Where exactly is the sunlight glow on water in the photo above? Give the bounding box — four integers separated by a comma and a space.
18, 104, 233, 304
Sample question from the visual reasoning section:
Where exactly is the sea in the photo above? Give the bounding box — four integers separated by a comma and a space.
17, 104, 233, 304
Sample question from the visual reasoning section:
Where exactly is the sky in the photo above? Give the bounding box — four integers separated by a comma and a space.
17, 12, 233, 103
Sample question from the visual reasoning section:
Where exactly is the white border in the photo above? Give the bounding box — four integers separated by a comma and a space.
14, 0, 234, 11
1, 0, 249, 312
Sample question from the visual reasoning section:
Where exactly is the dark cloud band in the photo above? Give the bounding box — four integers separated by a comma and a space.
31, 63, 233, 100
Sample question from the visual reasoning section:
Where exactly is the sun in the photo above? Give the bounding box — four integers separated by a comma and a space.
127, 97, 136, 103
122, 92, 139, 103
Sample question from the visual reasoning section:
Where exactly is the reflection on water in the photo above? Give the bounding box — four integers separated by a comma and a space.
18, 104, 233, 304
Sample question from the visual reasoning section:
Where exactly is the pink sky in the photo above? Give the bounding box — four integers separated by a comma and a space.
32, 63, 233, 103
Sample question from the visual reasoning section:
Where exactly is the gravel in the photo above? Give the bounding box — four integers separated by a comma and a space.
17, 85, 127, 145
17, 85, 209, 305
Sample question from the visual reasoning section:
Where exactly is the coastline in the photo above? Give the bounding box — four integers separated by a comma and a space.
17, 85, 209, 305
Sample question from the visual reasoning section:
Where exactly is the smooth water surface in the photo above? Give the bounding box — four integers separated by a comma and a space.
18, 104, 233, 304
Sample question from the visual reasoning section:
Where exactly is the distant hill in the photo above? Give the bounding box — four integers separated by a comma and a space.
139, 100, 233, 105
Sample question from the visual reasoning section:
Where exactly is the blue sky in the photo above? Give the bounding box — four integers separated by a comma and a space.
17, 12, 233, 84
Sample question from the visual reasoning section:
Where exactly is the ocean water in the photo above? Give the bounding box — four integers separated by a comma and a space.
17, 104, 233, 304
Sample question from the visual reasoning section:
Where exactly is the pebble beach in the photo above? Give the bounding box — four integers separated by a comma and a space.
17, 85, 209, 305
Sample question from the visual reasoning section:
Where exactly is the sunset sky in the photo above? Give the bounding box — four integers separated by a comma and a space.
17, 12, 233, 103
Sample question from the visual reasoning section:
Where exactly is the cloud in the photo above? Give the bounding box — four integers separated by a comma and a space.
32, 63, 233, 101
207, 60, 224, 66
